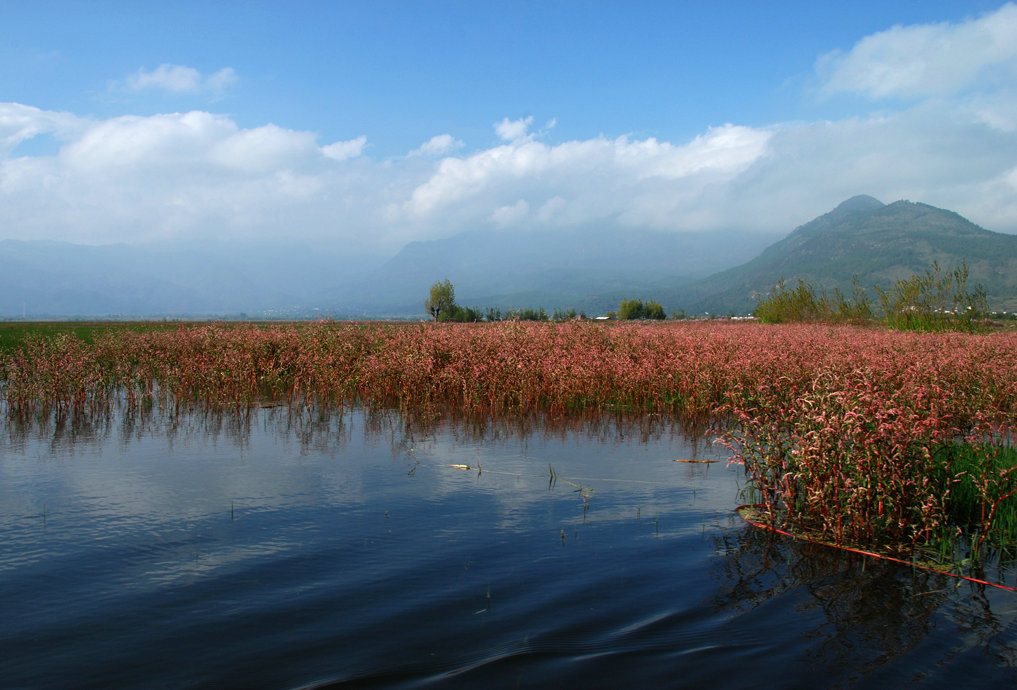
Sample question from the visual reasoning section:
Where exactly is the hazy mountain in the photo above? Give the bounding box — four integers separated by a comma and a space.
0, 240, 379, 318
325, 226, 781, 315
680, 195, 1017, 314
5, 196, 1014, 318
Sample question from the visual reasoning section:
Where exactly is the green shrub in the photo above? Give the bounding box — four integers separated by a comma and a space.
618, 298, 666, 320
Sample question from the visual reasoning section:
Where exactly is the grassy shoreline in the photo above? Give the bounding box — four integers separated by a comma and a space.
3, 319, 1016, 566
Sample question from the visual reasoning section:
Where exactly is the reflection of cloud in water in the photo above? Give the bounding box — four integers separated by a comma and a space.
5, 406, 1017, 686
0, 407, 738, 585
388, 414, 737, 534
0, 409, 377, 582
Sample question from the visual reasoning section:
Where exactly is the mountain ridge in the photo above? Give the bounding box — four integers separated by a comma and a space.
2, 196, 1016, 318
681, 196, 1017, 314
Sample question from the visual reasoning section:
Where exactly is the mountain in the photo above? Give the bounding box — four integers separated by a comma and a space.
681, 196, 1017, 314
325, 226, 781, 315
4, 196, 1014, 319
0, 224, 780, 319
0, 240, 379, 318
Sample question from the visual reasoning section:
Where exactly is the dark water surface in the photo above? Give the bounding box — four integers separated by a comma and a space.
3, 408, 1017, 689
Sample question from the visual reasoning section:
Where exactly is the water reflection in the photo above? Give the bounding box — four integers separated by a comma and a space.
4, 407, 1017, 688
713, 523, 1017, 686
3, 404, 715, 457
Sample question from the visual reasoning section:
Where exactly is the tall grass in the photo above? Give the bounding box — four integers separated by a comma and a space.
877, 261, 989, 333
754, 277, 872, 324
754, 261, 989, 332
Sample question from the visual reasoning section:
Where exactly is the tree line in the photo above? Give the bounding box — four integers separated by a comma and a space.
425, 280, 671, 322
429, 261, 992, 331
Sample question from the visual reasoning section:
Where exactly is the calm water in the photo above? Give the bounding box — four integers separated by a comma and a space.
3, 407, 1017, 689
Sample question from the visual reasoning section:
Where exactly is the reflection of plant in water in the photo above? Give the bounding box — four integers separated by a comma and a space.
548, 463, 594, 508
0, 404, 361, 459
711, 524, 1017, 681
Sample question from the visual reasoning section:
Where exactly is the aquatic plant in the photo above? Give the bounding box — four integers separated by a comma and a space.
3, 320, 1017, 559
721, 344, 1017, 562
3, 320, 1017, 422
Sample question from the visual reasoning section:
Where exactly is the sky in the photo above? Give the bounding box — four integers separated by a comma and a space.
2, 0, 1016, 260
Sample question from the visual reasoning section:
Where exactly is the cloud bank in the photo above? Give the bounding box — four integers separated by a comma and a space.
3, 6, 1017, 258
818, 3, 1017, 100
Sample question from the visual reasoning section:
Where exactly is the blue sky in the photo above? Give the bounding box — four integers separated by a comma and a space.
2, 1, 1016, 257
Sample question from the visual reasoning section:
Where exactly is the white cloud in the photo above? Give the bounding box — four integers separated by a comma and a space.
0, 102, 83, 155
490, 199, 529, 227
322, 135, 367, 161
1, 97, 1015, 255
400, 123, 771, 225
210, 124, 320, 173
121, 64, 238, 96
818, 3, 1017, 99
494, 116, 534, 142
703, 103, 1017, 234
0, 105, 381, 246
62, 111, 233, 173
409, 134, 464, 157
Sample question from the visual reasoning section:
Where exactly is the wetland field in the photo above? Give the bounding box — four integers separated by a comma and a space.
4, 320, 1017, 687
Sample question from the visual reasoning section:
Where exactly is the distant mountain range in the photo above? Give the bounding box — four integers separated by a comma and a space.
0, 240, 377, 319
326, 225, 781, 315
2, 196, 1016, 318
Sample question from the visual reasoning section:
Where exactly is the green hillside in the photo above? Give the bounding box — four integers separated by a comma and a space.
683, 196, 1017, 314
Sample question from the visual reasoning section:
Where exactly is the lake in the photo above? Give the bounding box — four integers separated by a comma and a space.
3, 407, 1017, 688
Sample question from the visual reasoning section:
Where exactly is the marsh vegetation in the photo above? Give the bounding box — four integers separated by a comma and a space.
3, 319, 1017, 575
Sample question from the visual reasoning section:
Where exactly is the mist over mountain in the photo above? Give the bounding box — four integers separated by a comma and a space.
3, 196, 1016, 319
0, 240, 379, 318
0, 225, 779, 319
324, 226, 781, 316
